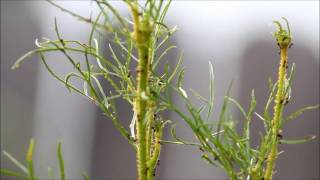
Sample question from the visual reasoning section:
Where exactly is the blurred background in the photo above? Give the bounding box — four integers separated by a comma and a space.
1, 1, 319, 179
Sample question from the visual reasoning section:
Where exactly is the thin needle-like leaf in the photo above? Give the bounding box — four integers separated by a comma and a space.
57, 142, 65, 180
280, 135, 316, 144
26, 139, 36, 180
2, 151, 28, 175
167, 52, 183, 84
0, 169, 28, 179
282, 105, 320, 127
216, 81, 233, 139
153, 45, 177, 69
206, 61, 215, 120
47, 167, 54, 180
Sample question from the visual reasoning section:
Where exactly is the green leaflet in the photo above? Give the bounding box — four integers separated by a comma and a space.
57, 142, 65, 180
0, 169, 28, 179
26, 139, 36, 180
280, 136, 316, 144
282, 104, 320, 127
2, 151, 28, 175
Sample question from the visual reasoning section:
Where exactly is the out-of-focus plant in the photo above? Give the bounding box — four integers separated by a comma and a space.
161, 18, 319, 180
0, 139, 71, 180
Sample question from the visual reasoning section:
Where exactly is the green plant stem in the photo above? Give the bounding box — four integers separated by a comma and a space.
146, 106, 155, 164
57, 142, 65, 180
130, 2, 153, 179
264, 47, 288, 179
147, 127, 163, 179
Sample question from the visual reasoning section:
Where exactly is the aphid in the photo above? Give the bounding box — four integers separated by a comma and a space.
283, 98, 290, 105
288, 43, 294, 48
277, 133, 283, 139
127, 71, 131, 77
128, 135, 137, 142
136, 68, 145, 73
279, 99, 284, 104
277, 130, 283, 139
150, 91, 157, 98
282, 61, 288, 68
59, 38, 65, 45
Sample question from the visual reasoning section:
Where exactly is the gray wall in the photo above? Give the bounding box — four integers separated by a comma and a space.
1, 1, 319, 180
1, 1, 40, 178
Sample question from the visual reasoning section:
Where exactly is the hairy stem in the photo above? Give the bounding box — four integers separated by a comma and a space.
147, 126, 163, 179
130, 2, 153, 179
264, 47, 288, 179
146, 106, 155, 165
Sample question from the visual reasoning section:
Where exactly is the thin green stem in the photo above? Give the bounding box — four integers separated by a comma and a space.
147, 127, 163, 179
264, 47, 288, 180
130, 2, 153, 179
